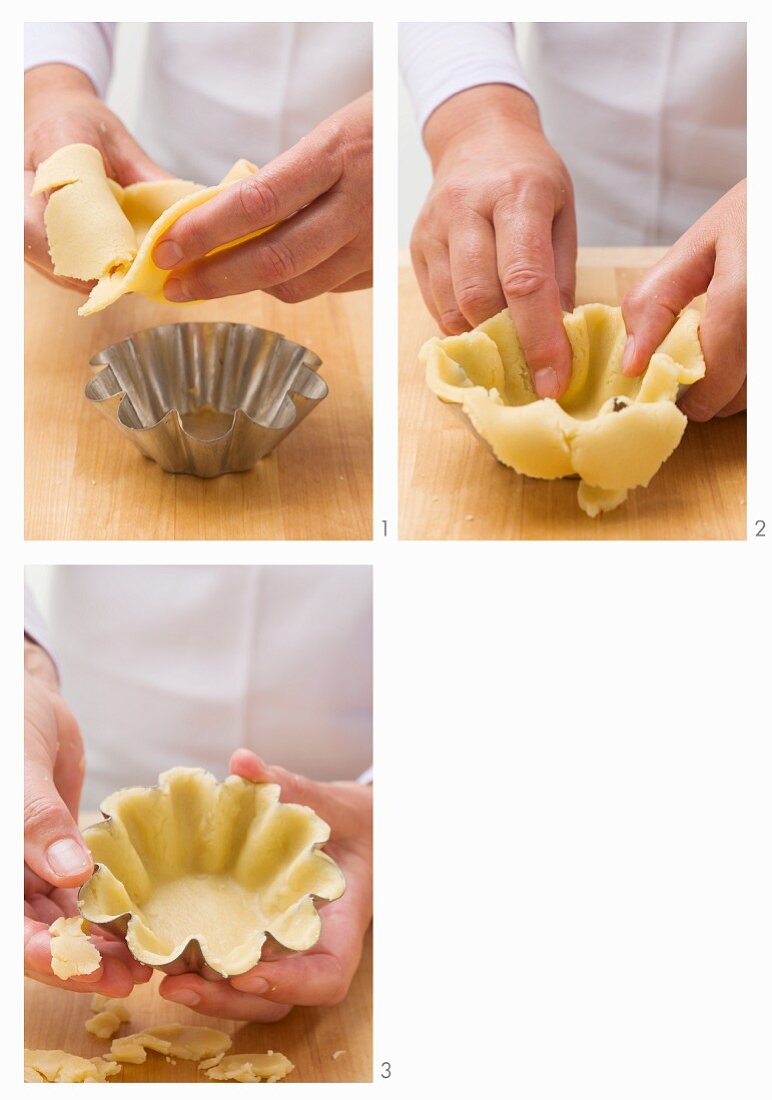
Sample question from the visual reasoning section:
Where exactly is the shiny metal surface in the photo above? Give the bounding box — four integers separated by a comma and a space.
85, 322, 327, 477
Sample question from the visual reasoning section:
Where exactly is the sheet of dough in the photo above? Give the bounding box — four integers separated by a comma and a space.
109, 1024, 231, 1065
24, 1049, 121, 1083
32, 143, 273, 316
203, 1051, 294, 1082
422, 303, 706, 516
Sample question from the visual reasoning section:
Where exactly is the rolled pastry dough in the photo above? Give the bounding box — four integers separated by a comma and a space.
32, 143, 271, 316
109, 1024, 231, 1065
203, 1051, 295, 1082
422, 303, 706, 516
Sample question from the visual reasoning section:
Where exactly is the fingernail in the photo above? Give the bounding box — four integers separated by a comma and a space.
153, 240, 185, 269
46, 838, 91, 877
231, 974, 270, 995
533, 367, 559, 399
163, 278, 191, 302
164, 988, 200, 1007
621, 335, 636, 375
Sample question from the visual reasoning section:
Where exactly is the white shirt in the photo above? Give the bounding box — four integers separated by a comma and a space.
26, 566, 372, 808
25, 22, 373, 183
400, 22, 746, 245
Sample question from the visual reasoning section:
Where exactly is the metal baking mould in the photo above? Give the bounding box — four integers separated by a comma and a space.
85, 321, 327, 477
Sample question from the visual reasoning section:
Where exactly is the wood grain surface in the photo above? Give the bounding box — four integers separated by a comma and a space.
24, 928, 372, 1083
25, 268, 372, 541
399, 248, 746, 540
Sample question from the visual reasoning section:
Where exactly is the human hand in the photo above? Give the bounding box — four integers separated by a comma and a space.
152, 92, 373, 304
412, 84, 577, 399
160, 750, 372, 1021
25, 63, 170, 290
24, 639, 152, 996
621, 181, 747, 420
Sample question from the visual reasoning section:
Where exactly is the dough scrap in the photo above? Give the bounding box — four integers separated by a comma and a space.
49, 915, 101, 980
203, 1051, 294, 1082
109, 1024, 231, 1065
422, 303, 706, 516
85, 994, 131, 1039
78, 767, 345, 977
24, 1049, 121, 1083
32, 143, 271, 317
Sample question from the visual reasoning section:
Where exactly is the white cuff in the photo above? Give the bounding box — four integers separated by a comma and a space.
25, 585, 56, 670
24, 22, 117, 98
357, 766, 373, 785
399, 22, 531, 133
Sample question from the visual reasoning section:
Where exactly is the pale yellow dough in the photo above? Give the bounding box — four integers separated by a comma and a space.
24, 1049, 121, 1083
78, 766, 345, 976
203, 1051, 294, 1082
32, 143, 270, 316
422, 303, 706, 516
109, 1024, 231, 1065
49, 915, 101, 980
84, 994, 131, 1040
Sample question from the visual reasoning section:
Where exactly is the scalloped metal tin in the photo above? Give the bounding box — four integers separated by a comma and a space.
85, 321, 327, 477
77, 768, 345, 982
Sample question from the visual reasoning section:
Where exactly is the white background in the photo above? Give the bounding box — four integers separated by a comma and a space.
13, 5, 771, 1099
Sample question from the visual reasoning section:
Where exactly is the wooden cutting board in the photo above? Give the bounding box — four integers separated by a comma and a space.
25, 810, 372, 1082
399, 248, 746, 540
25, 268, 372, 541
24, 929, 371, 1083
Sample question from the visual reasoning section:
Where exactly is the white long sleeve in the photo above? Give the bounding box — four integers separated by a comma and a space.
24, 584, 56, 668
24, 22, 116, 97
399, 22, 530, 132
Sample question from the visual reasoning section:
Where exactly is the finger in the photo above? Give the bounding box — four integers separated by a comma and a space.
154, 128, 343, 266
24, 737, 92, 888
621, 232, 715, 378
50, 695, 86, 821
715, 380, 746, 418
163, 191, 357, 301
266, 247, 368, 305
410, 237, 438, 324
229, 750, 329, 814
552, 202, 578, 312
493, 192, 573, 398
424, 240, 468, 334
448, 214, 506, 327
331, 271, 372, 293
159, 974, 292, 1022
25, 923, 143, 997
677, 252, 746, 421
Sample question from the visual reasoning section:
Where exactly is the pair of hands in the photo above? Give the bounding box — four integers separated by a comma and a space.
24, 640, 372, 1020
25, 64, 372, 305
412, 85, 746, 421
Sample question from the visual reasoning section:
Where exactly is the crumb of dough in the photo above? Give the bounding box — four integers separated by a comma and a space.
332, 1049, 346, 1060
110, 1024, 231, 1065
203, 1051, 294, 1083
49, 916, 101, 980
85, 994, 131, 1040
24, 1049, 121, 1083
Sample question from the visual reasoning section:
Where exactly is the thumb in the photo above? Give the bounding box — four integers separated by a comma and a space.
621, 228, 715, 378
24, 712, 92, 889
229, 749, 332, 819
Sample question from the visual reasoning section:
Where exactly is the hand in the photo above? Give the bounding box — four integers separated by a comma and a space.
24, 639, 152, 996
152, 92, 373, 304
160, 750, 373, 1021
25, 63, 170, 291
621, 181, 747, 420
412, 84, 577, 399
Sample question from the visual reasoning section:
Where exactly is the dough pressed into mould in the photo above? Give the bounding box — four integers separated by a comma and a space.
49, 915, 101, 980
203, 1050, 294, 1082
78, 766, 345, 977
109, 1024, 231, 1065
24, 1049, 121, 1083
32, 143, 272, 316
422, 303, 706, 516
